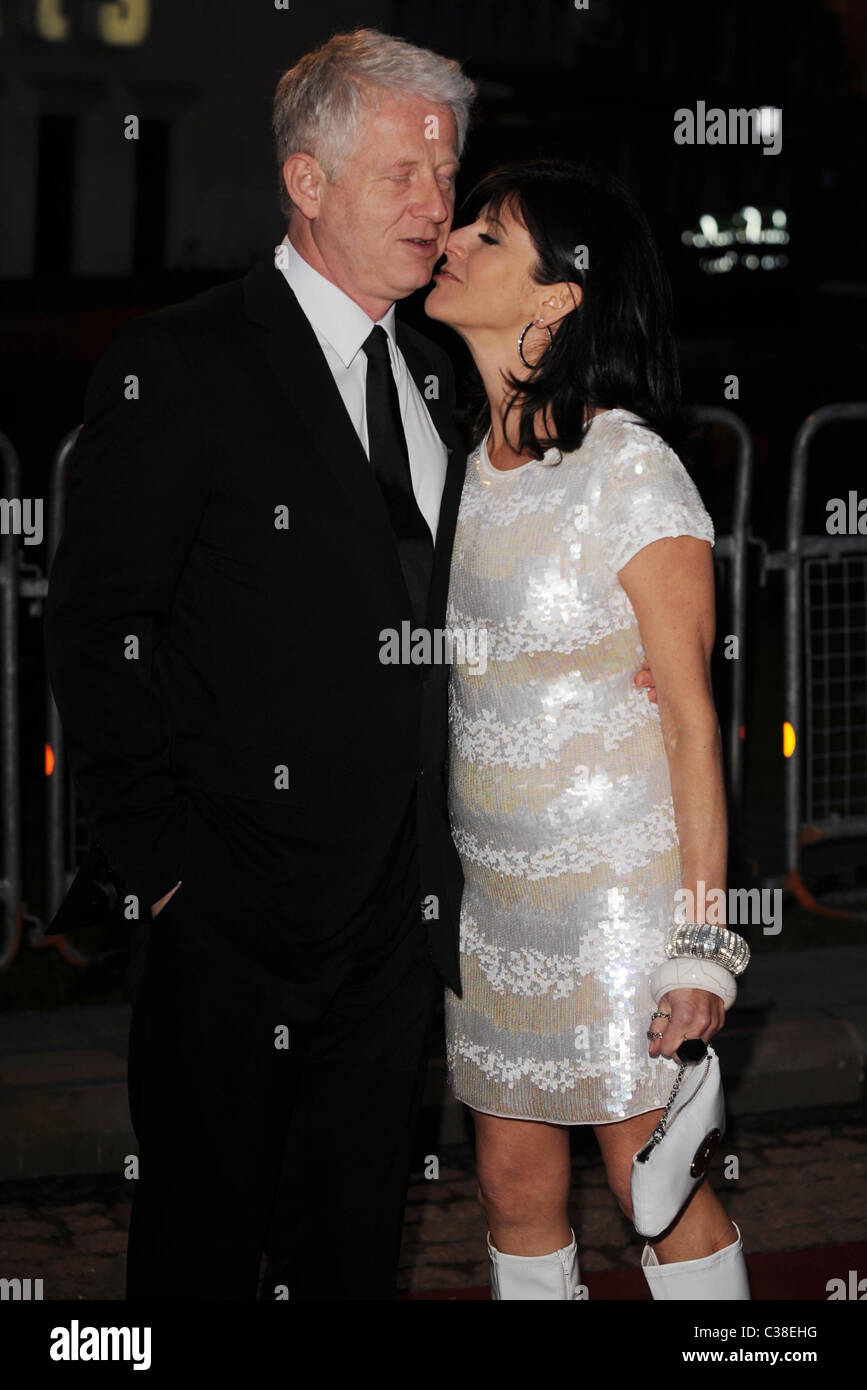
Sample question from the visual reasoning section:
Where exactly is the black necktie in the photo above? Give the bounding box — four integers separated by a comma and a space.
362, 325, 433, 628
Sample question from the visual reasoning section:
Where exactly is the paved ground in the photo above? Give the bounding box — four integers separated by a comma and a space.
400, 1116, 867, 1294
1, 1114, 864, 1299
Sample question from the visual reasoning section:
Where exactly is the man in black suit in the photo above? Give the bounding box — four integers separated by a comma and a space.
44, 29, 475, 1301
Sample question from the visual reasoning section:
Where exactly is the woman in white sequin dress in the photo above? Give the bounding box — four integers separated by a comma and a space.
424, 162, 750, 1300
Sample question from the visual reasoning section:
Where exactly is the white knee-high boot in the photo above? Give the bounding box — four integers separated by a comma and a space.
641, 1221, 750, 1300
488, 1229, 582, 1300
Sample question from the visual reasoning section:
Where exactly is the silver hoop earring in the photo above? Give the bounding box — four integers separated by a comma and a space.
517, 319, 553, 369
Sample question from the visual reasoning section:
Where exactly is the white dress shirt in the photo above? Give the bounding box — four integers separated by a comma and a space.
274, 235, 447, 542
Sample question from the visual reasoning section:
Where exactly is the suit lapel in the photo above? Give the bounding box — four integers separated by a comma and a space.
395, 320, 467, 630
244, 258, 411, 609
426, 442, 465, 630
396, 324, 463, 459
243, 257, 467, 632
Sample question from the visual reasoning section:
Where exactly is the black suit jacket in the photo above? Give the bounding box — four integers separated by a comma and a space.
43, 257, 466, 994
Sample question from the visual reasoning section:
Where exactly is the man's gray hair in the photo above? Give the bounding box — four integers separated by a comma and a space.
273, 28, 476, 221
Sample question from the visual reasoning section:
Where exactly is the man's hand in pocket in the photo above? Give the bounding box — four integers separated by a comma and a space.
151, 882, 181, 919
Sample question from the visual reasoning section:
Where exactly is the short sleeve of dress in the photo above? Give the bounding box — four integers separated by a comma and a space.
591, 419, 715, 575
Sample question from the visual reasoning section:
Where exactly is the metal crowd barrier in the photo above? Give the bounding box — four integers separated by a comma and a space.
783, 403, 867, 910
45, 430, 87, 956
690, 406, 754, 815
0, 432, 22, 970
4, 404, 860, 970
40, 408, 753, 953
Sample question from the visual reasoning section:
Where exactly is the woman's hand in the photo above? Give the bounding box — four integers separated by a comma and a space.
648, 987, 725, 1060
633, 657, 657, 704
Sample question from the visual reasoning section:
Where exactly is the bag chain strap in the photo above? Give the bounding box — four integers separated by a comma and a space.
646, 1061, 688, 1148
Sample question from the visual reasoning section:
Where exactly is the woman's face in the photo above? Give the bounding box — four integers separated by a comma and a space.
425, 199, 546, 339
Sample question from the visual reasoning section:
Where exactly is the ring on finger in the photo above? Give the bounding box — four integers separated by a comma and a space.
646, 1030, 665, 1039
651, 1011, 671, 1021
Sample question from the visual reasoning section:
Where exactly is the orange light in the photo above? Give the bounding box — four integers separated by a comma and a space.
739, 723, 745, 741
783, 722, 796, 758
45, 743, 55, 776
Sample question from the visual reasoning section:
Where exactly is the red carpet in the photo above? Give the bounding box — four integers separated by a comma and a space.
402, 1241, 867, 1299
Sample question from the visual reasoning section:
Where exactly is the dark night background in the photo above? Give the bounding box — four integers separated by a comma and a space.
1, 0, 866, 999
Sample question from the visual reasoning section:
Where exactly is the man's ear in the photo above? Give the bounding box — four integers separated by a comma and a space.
281, 152, 326, 221
537, 282, 583, 329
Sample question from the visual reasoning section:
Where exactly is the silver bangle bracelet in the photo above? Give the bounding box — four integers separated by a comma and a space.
665, 922, 750, 976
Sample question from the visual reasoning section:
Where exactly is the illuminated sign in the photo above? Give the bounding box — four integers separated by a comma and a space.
681, 207, 790, 275
20, 0, 151, 44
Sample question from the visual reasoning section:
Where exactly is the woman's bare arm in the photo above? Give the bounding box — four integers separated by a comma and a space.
618, 534, 728, 1058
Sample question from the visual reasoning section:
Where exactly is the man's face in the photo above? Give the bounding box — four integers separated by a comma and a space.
308, 91, 459, 317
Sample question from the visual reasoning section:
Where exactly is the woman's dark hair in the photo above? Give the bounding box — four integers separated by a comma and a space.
460, 159, 685, 458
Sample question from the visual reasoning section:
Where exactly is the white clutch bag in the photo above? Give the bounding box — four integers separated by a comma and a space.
630, 1042, 725, 1239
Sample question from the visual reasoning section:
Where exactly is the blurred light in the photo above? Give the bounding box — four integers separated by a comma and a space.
783, 722, 796, 757
35, 0, 70, 41
699, 252, 738, 275
741, 205, 762, 243
758, 106, 782, 140
45, 742, 55, 776
684, 207, 790, 271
